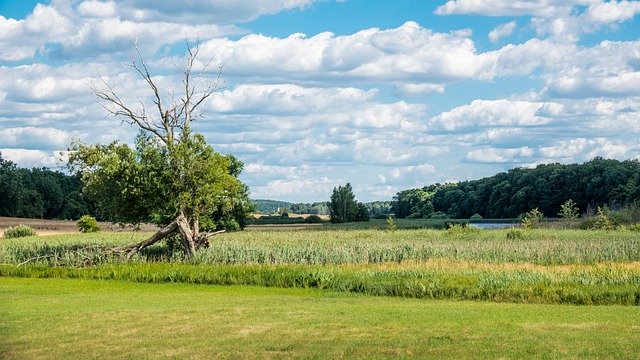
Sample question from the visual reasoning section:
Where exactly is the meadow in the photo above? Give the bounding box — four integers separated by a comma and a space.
1, 227, 639, 305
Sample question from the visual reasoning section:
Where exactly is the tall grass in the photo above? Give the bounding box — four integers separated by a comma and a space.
2, 229, 639, 266
1, 260, 638, 305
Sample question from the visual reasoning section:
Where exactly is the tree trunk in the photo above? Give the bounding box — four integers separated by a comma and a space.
113, 220, 179, 258
113, 211, 225, 258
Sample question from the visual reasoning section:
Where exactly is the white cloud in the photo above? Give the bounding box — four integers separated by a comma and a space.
539, 138, 633, 160
428, 99, 556, 132
437, 1, 640, 42
97, 0, 318, 25
466, 147, 535, 164
200, 21, 499, 84
0, 127, 74, 150
488, 21, 516, 43
393, 83, 445, 95
585, 1, 640, 25
251, 177, 343, 201
435, 0, 592, 17
0, 149, 64, 168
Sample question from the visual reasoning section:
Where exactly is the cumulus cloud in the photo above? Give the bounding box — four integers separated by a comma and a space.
199, 21, 499, 84
0, 149, 64, 169
488, 21, 517, 43
539, 138, 633, 160
437, 0, 640, 42
466, 147, 535, 164
435, 0, 594, 17
428, 99, 558, 132
250, 177, 343, 201
87, 0, 319, 25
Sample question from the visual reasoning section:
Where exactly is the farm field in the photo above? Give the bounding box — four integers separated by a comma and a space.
1, 277, 639, 359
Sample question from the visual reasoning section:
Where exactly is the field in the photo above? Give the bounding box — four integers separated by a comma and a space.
1, 223, 639, 358
2, 277, 639, 359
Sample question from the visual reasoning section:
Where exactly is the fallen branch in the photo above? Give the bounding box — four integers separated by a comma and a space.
17, 255, 54, 267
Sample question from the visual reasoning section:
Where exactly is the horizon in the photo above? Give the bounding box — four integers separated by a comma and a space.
1, 1, 640, 203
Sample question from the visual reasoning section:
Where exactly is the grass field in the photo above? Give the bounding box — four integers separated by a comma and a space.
2, 277, 639, 359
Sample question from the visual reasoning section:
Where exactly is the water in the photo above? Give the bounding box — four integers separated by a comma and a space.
470, 223, 518, 229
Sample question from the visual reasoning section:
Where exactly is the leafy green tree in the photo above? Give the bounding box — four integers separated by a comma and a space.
355, 202, 370, 222
329, 183, 369, 223
330, 183, 357, 223
0, 154, 23, 217
558, 199, 579, 220
70, 42, 250, 257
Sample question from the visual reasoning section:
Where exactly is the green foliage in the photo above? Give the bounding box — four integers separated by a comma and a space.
391, 187, 435, 219
470, 213, 483, 220
506, 229, 524, 240
521, 208, 544, 229
304, 215, 323, 224
386, 216, 397, 232
77, 215, 100, 233
0, 153, 92, 220
69, 132, 251, 232
559, 199, 579, 220
397, 158, 640, 219
430, 211, 449, 219
329, 183, 368, 223
446, 223, 480, 235
3, 225, 37, 238
592, 206, 614, 230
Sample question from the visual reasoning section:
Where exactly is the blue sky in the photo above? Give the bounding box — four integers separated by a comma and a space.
1, 0, 640, 202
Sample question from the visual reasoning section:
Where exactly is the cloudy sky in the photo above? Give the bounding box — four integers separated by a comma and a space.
1, 0, 640, 202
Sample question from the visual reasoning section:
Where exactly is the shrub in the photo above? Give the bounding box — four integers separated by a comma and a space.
386, 216, 397, 232
77, 215, 100, 233
446, 223, 480, 235
591, 207, 614, 230
430, 211, 449, 219
506, 229, 524, 240
3, 225, 37, 238
470, 213, 483, 220
522, 208, 543, 229
304, 215, 323, 224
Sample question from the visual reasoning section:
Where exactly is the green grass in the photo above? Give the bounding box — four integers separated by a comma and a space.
1, 277, 639, 359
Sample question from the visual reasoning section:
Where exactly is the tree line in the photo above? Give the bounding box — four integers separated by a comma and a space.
392, 158, 640, 219
0, 153, 93, 220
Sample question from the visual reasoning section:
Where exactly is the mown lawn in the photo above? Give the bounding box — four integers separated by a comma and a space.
1, 277, 639, 359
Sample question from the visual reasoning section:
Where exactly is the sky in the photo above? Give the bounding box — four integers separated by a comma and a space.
1, 0, 640, 203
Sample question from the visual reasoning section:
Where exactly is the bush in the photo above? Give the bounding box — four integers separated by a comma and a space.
446, 223, 479, 235
470, 213, 483, 220
304, 215, 323, 224
506, 229, 524, 240
430, 211, 449, 219
591, 207, 614, 230
4, 225, 37, 238
77, 215, 100, 233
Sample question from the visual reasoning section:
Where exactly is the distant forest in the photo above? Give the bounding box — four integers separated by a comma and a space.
3, 153, 639, 221
0, 154, 93, 220
252, 199, 393, 219
393, 157, 640, 219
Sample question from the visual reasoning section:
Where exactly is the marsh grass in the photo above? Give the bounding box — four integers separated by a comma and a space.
2, 229, 639, 266
2, 229, 639, 305
1, 260, 639, 305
